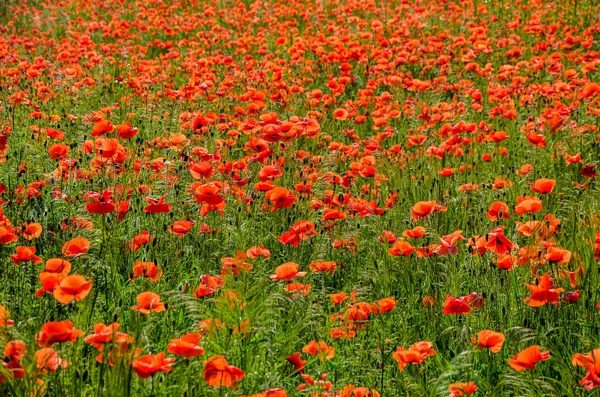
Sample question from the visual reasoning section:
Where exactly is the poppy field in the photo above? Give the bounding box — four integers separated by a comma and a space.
1, 0, 600, 395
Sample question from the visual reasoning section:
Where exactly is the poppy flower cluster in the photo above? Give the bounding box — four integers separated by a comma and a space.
1, 0, 600, 395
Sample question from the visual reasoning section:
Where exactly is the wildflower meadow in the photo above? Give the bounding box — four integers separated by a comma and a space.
0, 0, 600, 396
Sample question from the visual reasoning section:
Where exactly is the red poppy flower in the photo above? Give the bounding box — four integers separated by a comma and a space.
449, 382, 478, 396
61, 238, 91, 258
84, 322, 133, 350
402, 226, 426, 239
286, 352, 307, 372
202, 356, 245, 388
530, 178, 556, 194
144, 195, 171, 213
115, 121, 138, 139
410, 201, 447, 221
10, 246, 42, 265
442, 295, 472, 315
524, 273, 564, 307
487, 201, 510, 221
302, 340, 335, 361
508, 345, 550, 371
36, 320, 83, 347
193, 274, 224, 298
269, 262, 306, 281
91, 120, 114, 136
572, 349, 600, 390
392, 341, 436, 370
131, 292, 166, 314
35, 348, 69, 373
265, 187, 296, 210
132, 261, 162, 282
21, 222, 42, 240
246, 245, 271, 259
167, 333, 205, 358
471, 330, 505, 353
132, 352, 174, 379
53, 274, 92, 304
85, 189, 116, 214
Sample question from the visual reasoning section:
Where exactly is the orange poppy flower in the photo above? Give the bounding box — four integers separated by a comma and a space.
10, 246, 42, 265
35, 348, 69, 373
0, 358, 25, 383
132, 352, 174, 379
0, 225, 19, 245
410, 200, 447, 221
485, 226, 515, 255
269, 262, 307, 281
435, 231, 465, 256
572, 349, 600, 390
258, 165, 283, 181
321, 208, 347, 222
379, 230, 398, 244
508, 345, 550, 371
376, 297, 397, 313
132, 261, 162, 282
21, 222, 42, 240
221, 250, 253, 276
115, 121, 138, 139
36, 320, 83, 347
1, 340, 27, 381
97, 137, 120, 158
202, 355, 245, 388
91, 120, 114, 136
53, 274, 92, 304
188, 161, 214, 180
439, 167, 456, 177
544, 246, 571, 265
515, 221, 547, 238
309, 261, 337, 274
494, 254, 517, 270
42, 258, 71, 275
131, 292, 166, 314
530, 178, 556, 194
471, 330, 505, 353
168, 220, 193, 237
61, 238, 90, 258
487, 201, 510, 221
402, 226, 426, 239
392, 341, 436, 370
514, 196, 543, 215
302, 340, 335, 361
449, 382, 478, 396
285, 282, 311, 297
4, 340, 27, 361
265, 187, 296, 210
388, 239, 416, 256
245, 245, 271, 259
195, 183, 225, 205
524, 273, 564, 307
330, 292, 349, 305
84, 322, 133, 350
193, 274, 224, 298
128, 231, 153, 252
167, 333, 205, 358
